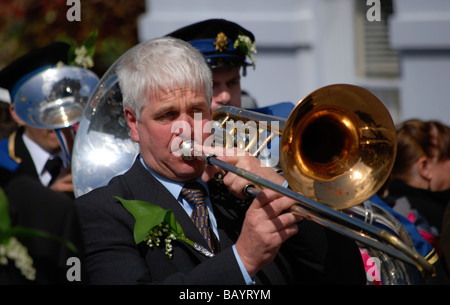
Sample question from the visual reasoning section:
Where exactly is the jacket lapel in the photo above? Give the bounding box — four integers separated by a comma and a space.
12, 128, 40, 179
122, 159, 213, 255
120, 159, 294, 283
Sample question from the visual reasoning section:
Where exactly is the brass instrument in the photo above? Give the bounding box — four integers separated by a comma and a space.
71, 75, 435, 282
212, 85, 396, 210
181, 84, 435, 279
71, 67, 138, 196
12, 65, 99, 161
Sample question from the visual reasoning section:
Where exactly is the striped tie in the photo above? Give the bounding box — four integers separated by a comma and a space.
181, 182, 220, 254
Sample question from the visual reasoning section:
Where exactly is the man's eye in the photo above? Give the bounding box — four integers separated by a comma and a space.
193, 107, 204, 113
158, 111, 178, 121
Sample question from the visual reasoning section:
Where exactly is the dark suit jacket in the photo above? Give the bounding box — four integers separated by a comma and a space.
75, 157, 366, 285
1, 176, 84, 284
0, 128, 83, 284
0, 127, 40, 188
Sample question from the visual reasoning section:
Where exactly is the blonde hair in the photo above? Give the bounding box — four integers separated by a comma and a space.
392, 119, 450, 180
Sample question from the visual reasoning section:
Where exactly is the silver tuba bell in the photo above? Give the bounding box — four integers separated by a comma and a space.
71, 62, 138, 197
13, 65, 99, 161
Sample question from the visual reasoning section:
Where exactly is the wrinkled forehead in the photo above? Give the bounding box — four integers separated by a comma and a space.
144, 85, 211, 117
148, 84, 210, 105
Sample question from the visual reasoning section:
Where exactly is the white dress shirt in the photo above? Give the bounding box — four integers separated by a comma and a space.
22, 133, 67, 186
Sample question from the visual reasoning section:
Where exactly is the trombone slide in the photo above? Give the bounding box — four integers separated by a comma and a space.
195, 152, 435, 277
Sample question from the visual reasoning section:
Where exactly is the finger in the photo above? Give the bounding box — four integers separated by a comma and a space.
201, 164, 224, 182
251, 189, 285, 210
273, 211, 303, 231
217, 154, 285, 186
202, 145, 248, 159
278, 223, 300, 242
250, 191, 301, 226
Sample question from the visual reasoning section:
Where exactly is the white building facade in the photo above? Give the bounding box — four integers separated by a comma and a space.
138, 0, 449, 125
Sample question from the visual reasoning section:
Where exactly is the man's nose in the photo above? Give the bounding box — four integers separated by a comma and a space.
213, 89, 231, 105
176, 113, 197, 137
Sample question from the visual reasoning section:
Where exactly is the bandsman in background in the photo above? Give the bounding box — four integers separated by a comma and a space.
0, 41, 98, 284
167, 18, 295, 117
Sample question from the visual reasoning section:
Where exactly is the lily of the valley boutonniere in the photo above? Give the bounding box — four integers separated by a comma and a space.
0, 188, 77, 281
116, 197, 215, 259
67, 30, 98, 69
234, 34, 257, 68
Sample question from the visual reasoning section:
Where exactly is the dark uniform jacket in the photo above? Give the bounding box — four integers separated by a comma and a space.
75, 157, 366, 285
0, 127, 83, 284
0, 127, 40, 188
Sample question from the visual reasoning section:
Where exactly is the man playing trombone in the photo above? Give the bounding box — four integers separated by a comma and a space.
0, 42, 93, 284
75, 37, 366, 285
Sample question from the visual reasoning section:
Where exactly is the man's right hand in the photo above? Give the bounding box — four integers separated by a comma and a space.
49, 167, 73, 194
234, 189, 303, 277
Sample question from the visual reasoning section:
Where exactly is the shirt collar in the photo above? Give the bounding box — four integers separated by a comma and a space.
139, 155, 209, 201
22, 132, 67, 175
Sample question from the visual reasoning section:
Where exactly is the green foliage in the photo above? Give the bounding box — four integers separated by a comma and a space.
0, 187, 77, 280
0, 188, 77, 252
67, 29, 98, 68
116, 196, 195, 248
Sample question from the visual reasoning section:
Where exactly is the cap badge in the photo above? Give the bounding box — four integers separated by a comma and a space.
213, 32, 228, 52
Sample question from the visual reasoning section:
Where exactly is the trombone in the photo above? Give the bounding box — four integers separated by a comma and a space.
71, 79, 435, 280
180, 84, 435, 277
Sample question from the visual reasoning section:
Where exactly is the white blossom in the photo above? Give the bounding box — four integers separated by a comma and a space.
74, 46, 94, 69
0, 237, 36, 281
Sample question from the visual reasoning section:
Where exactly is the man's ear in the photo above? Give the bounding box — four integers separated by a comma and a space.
124, 106, 139, 143
417, 156, 432, 181
9, 104, 26, 126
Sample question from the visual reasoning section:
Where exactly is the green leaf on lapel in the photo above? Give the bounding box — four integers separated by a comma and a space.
163, 209, 186, 238
115, 196, 193, 247
116, 196, 167, 244
116, 196, 218, 258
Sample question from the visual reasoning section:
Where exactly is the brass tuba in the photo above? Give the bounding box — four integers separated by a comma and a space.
12, 65, 99, 161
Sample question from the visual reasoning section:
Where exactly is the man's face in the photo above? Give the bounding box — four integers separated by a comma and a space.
10, 104, 61, 154
26, 127, 62, 154
429, 158, 450, 191
211, 66, 241, 110
126, 87, 212, 182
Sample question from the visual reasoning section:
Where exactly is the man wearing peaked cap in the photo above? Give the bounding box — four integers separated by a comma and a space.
167, 19, 262, 111
0, 42, 71, 98
167, 19, 295, 169
0, 40, 99, 193
0, 42, 88, 284
167, 19, 255, 71
167, 19, 295, 117
0, 42, 74, 193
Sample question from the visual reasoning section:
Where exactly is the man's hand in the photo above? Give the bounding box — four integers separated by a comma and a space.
234, 189, 303, 277
49, 167, 73, 194
201, 146, 285, 199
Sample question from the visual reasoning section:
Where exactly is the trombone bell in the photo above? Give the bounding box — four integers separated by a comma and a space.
281, 84, 397, 210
